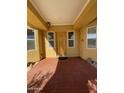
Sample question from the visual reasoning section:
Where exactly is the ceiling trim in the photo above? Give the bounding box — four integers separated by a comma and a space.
27, 0, 48, 30
51, 23, 73, 26
73, 0, 97, 29
28, 0, 97, 29
87, 17, 97, 25
72, 0, 90, 24
29, 0, 48, 22
50, 25, 74, 32
29, 0, 90, 26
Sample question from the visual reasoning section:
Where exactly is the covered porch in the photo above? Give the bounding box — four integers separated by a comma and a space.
27, 0, 97, 93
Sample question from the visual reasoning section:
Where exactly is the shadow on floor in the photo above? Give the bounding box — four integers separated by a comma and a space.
27, 57, 97, 93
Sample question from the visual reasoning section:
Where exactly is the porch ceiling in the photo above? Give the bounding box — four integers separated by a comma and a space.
29, 0, 90, 26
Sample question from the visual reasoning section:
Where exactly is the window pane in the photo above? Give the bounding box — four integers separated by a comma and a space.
48, 41, 54, 47
27, 40, 35, 50
88, 27, 96, 34
27, 29, 34, 39
68, 40, 74, 47
48, 32, 54, 40
27, 28, 35, 50
87, 27, 96, 48
88, 39, 96, 48
68, 32, 74, 39
88, 34, 96, 39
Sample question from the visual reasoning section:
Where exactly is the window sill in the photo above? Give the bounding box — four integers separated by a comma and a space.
27, 49, 37, 52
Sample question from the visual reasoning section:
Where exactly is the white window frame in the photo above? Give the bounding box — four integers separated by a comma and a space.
27, 26, 36, 52
47, 31, 55, 48
86, 26, 97, 49
67, 31, 75, 48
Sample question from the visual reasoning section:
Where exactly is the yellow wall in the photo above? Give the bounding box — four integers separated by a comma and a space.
74, 0, 96, 29
44, 31, 57, 57
27, 29, 40, 62
67, 31, 79, 57
38, 30, 45, 58
44, 26, 80, 57
27, 28, 45, 62
27, 7, 47, 30
79, 20, 97, 61
27, 0, 47, 62
27, 0, 48, 30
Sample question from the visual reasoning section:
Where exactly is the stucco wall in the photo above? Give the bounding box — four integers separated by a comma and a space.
27, 29, 40, 62
67, 31, 79, 57
44, 31, 57, 57
38, 30, 45, 58
79, 20, 97, 61
44, 26, 80, 57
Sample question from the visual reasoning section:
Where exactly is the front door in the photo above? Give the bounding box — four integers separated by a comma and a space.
56, 32, 67, 57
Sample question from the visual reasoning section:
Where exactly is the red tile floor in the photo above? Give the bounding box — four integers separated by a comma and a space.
27, 57, 97, 93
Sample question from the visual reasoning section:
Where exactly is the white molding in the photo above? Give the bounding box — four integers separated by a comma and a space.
30, 0, 90, 26
51, 23, 73, 26
86, 26, 97, 49
67, 31, 75, 48
30, 0, 48, 22
72, 0, 90, 24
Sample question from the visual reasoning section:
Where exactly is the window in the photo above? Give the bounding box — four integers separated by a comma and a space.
48, 32, 55, 48
68, 32, 75, 48
87, 26, 96, 48
27, 28, 35, 50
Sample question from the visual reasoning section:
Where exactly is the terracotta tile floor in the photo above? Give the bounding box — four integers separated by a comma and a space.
27, 57, 97, 93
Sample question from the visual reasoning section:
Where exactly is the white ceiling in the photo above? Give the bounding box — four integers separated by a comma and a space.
30, 0, 89, 25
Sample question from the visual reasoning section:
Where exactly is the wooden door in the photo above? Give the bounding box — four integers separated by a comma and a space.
56, 32, 67, 57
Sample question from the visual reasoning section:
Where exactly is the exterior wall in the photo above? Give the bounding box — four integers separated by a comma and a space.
27, 1, 46, 62
27, 29, 40, 62
27, 3, 47, 62
74, 0, 97, 29
27, 7, 47, 30
27, 1, 48, 30
67, 31, 79, 57
44, 31, 57, 57
38, 30, 45, 58
44, 26, 80, 57
79, 20, 97, 61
